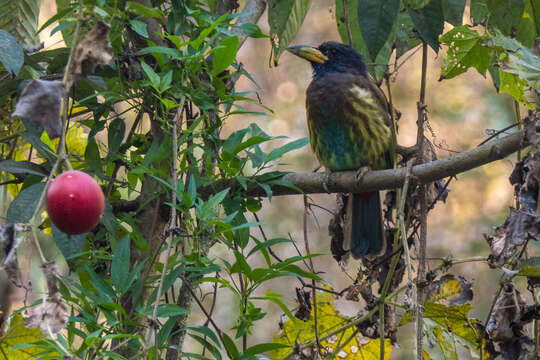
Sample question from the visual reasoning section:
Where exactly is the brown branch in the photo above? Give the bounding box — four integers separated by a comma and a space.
231, 0, 267, 48
199, 130, 524, 198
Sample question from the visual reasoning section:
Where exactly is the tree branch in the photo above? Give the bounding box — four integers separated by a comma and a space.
200, 130, 524, 197
231, 0, 267, 48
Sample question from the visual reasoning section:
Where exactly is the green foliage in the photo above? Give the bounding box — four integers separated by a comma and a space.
0, 0, 41, 49
1, 1, 539, 359
0, 30, 24, 75
268, 0, 312, 62
355, 0, 400, 60
440, 25, 493, 79
0, 314, 57, 359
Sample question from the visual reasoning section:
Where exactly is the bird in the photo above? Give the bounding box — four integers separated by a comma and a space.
286, 41, 394, 258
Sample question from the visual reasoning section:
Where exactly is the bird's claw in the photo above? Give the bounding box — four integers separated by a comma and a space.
355, 166, 370, 184
323, 169, 331, 193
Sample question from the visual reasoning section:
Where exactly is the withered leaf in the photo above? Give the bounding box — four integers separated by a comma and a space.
523, 111, 540, 151
26, 262, 68, 335
426, 274, 473, 306
67, 21, 113, 89
486, 284, 526, 342
294, 288, 311, 321
485, 209, 540, 265
26, 293, 69, 336
510, 152, 540, 214
0, 223, 25, 287
12, 80, 64, 139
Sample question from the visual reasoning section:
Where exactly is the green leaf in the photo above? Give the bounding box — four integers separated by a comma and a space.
470, 0, 489, 25
408, 0, 445, 52
129, 19, 148, 38
240, 23, 269, 38
395, 12, 422, 59
185, 326, 222, 348
517, 257, 540, 277
189, 334, 222, 360
356, 0, 400, 60
221, 332, 240, 358
52, 224, 86, 265
222, 128, 248, 160
516, 0, 539, 47
0, 0, 41, 49
6, 182, 45, 224
0, 160, 48, 177
186, 174, 197, 208
230, 250, 252, 277
268, 0, 312, 62
487, 0, 525, 35
190, 12, 229, 50
157, 317, 178, 347
85, 137, 103, 176
0, 30, 24, 75
442, 0, 467, 26
244, 342, 290, 356
50, 21, 75, 36
440, 25, 493, 79
140, 304, 188, 317
247, 238, 291, 258
85, 266, 116, 301
255, 290, 296, 321
0, 314, 52, 359
111, 235, 131, 294
499, 69, 527, 103
107, 117, 126, 158
409, 0, 432, 9
141, 61, 160, 88
213, 36, 239, 75
125, 1, 164, 21
265, 137, 309, 163
336, 0, 367, 52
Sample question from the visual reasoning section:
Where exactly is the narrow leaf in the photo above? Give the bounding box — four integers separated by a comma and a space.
111, 235, 131, 294
268, 0, 312, 62
6, 182, 46, 224
0, 30, 24, 75
356, 0, 400, 60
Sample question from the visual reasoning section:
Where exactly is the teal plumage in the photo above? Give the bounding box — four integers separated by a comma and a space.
287, 42, 394, 258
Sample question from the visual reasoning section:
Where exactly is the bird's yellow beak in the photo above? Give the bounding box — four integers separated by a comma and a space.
286, 45, 328, 64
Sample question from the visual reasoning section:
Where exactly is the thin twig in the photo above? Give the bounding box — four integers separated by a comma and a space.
415, 42, 429, 360
179, 274, 227, 354
149, 98, 184, 359
303, 195, 321, 353
341, 0, 353, 46
399, 160, 415, 283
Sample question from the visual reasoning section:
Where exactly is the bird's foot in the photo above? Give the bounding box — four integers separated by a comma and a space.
323, 168, 332, 193
355, 166, 371, 184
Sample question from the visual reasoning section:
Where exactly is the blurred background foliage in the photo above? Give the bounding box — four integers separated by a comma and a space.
0, 0, 537, 358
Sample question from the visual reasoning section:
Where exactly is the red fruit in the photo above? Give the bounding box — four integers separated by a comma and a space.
46, 170, 105, 235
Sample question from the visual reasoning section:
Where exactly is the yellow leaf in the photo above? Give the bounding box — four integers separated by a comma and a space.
0, 314, 58, 359
271, 291, 391, 359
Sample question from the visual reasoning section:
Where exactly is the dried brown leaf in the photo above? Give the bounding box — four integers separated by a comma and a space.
329, 194, 348, 262
486, 284, 526, 342
0, 224, 25, 287
67, 21, 113, 89
12, 80, 64, 139
26, 262, 67, 335
485, 209, 540, 265
26, 292, 69, 336
426, 274, 473, 306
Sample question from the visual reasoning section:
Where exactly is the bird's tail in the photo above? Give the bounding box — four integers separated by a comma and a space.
344, 191, 385, 258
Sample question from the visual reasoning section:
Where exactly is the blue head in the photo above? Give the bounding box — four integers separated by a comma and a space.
286, 41, 368, 77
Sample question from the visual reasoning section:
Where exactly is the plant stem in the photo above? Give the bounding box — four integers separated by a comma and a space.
415, 41, 428, 360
